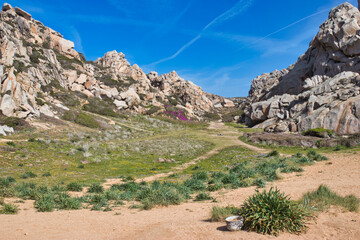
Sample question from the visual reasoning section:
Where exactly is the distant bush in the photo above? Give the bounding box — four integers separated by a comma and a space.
63, 111, 100, 129
222, 109, 244, 122
0, 115, 30, 131
87, 184, 104, 194
66, 182, 83, 192
267, 150, 279, 157
82, 97, 118, 117
303, 128, 334, 138
240, 188, 308, 236
21, 171, 37, 179
203, 112, 221, 121
194, 192, 212, 201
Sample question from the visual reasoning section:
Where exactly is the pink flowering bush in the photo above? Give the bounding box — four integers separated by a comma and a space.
164, 105, 190, 121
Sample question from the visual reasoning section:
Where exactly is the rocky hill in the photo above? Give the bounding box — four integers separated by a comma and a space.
246, 3, 360, 134
0, 3, 233, 123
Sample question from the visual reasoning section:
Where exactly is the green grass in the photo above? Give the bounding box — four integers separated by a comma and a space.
0, 128, 213, 185
1, 203, 19, 214
299, 185, 359, 212
210, 205, 239, 222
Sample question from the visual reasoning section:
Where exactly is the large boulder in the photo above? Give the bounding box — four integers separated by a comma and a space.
246, 3, 360, 134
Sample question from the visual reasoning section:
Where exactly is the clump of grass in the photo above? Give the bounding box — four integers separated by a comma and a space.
87, 183, 104, 193
184, 178, 206, 192
63, 111, 100, 129
67, 182, 83, 192
240, 188, 308, 236
1, 203, 19, 214
307, 150, 328, 161
267, 150, 279, 157
34, 193, 55, 212
89, 194, 109, 211
300, 185, 359, 212
55, 192, 82, 210
253, 178, 266, 188
21, 171, 37, 179
42, 172, 51, 177
210, 205, 239, 222
303, 128, 334, 138
137, 181, 189, 210
194, 192, 212, 201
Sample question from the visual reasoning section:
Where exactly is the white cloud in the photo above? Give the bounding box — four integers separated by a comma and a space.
148, 0, 254, 66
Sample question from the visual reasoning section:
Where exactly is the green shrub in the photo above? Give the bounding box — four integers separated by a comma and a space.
303, 128, 334, 138
137, 181, 188, 210
211, 205, 239, 222
334, 145, 342, 151
82, 97, 118, 117
239, 188, 308, 236
184, 178, 206, 191
203, 112, 221, 121
42, 172, 51, 177
6, 142, 16, 147
253, 178, 266, 188
192, 171, 209, 181
1, 203, 19, 214
87, 184, 104, 193
296, 157, 313, 164
300, 185, 359, 212
267, 150, 279, 157
34, 193, 55, 212
66, 182, 83, 192
55, 192, 82, 210
0, 177, 16, 188
0, 115, 30, 130
194, 192, 212, 201
63, 111, 100, 129
21, 171, 37, 179
207, 183, 223, 192
307, 150, 328, 161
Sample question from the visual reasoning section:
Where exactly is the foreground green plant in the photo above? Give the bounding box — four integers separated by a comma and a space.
1, 203, 19, 214
300, 185, 359, 212
239, 188, 308, 236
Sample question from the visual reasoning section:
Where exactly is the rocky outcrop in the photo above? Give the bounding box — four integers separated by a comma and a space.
0, 3, 233, 121
246, 3, 360, 134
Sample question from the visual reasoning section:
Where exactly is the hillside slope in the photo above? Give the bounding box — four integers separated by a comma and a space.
0, 3, 233, 122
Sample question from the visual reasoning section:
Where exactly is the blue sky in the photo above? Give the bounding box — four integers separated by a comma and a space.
7, 0, 358, 97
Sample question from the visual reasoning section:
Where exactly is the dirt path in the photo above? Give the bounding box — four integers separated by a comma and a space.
1, 152, 359, 240
106, 122, 267, 186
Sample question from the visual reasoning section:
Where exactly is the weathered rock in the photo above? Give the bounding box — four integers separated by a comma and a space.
15, 7, 31, 20
114, 100, 128, 109
0, 125, 14, 136
246, 3, 360, 134
2, 3, 12, 11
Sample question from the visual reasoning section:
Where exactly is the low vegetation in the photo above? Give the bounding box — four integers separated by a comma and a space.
240, 188, 308, 236
211, 186, 359, 236
303, 128, 334, 138
299, 185, 359, 212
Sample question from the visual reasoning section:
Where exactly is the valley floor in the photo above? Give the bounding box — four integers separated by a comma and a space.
1, 123, 360, 240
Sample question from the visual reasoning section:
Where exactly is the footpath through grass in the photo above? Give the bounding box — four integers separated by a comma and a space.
0, 146, 330, 213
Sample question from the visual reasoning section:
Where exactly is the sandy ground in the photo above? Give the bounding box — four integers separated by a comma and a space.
1, 152, 360, 240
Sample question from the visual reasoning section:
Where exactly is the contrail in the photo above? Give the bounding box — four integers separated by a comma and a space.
248, 8, 331, 47
150, 0, 253, 66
